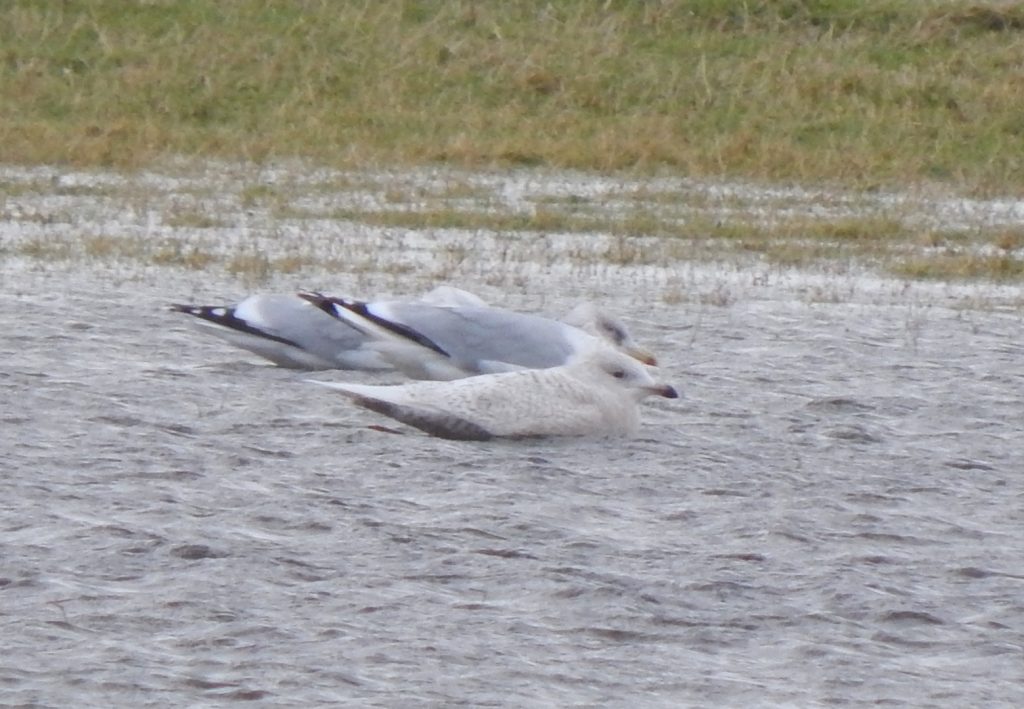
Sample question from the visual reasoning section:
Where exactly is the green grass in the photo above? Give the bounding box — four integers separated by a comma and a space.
2, 1, 1024, 195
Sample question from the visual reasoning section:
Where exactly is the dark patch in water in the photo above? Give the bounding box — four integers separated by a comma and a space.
806, 397, 873, 412
171, 544, 227, 560
713, 552, 767, 562
473, 548, 538, 560
880, 610, 945, 626
945, 458, 996, 471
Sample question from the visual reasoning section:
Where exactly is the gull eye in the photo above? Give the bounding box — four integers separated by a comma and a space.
611, 369, 626, 379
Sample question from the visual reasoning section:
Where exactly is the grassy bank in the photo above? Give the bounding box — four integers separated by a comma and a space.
2, 1, 1023, 196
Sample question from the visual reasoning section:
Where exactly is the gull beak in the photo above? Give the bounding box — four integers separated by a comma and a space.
626, 346, 658, 367
651, 384, 679, 399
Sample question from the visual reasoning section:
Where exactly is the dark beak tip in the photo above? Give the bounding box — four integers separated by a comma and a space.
660, 385, 680, 399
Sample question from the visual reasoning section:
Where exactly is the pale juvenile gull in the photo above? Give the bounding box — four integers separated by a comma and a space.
308, 346, 679, 440
169, 286, 485, 370
298, 292, 657, 381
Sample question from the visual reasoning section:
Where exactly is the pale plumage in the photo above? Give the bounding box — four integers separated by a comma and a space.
298, 292, 657, 380
169, 294, 384, 370
169, 286, 485, 370
560, 302, 656, 365
308, 346, 679, 440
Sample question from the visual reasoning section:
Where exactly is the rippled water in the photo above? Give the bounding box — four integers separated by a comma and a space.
2, 167, 1024, 706
3, 265, 1022, 707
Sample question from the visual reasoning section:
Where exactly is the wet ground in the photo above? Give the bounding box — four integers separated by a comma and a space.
2, 165, 1023, 706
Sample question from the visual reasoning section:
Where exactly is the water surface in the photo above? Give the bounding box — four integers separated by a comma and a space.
1, 167, 1023, 707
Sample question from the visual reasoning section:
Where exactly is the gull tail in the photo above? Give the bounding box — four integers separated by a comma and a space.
306, 379, 493, 441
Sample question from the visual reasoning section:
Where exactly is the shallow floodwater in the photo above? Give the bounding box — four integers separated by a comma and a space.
2, 166, 1024, 706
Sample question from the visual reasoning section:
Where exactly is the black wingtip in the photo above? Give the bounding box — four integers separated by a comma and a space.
340, 301, 451, 358
297, 291, 344, 318
296, 290, 325, 303
169, 301, 301, 349
168, 303, 200, 314
299, 294, 451, 359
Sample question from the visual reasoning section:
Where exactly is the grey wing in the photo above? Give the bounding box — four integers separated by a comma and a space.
385, 304, 579, 372
171, 295, 331, 369
251, 296, 390, 369
174, 294, 386, 370
256, 297, 364, 352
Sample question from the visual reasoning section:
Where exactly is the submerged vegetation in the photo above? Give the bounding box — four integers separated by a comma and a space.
2, 167, 1021, 289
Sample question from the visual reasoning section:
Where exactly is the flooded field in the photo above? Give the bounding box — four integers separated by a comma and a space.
2, 164, 1023, 706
